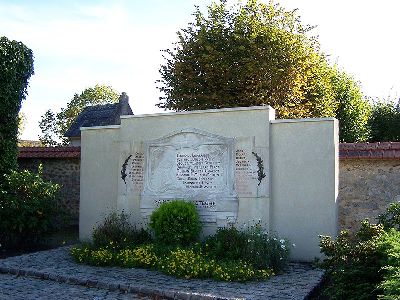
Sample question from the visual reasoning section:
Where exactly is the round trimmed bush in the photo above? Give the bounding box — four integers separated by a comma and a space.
149, 200, 201, 246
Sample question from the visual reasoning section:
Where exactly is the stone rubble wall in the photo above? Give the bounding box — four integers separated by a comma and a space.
339, 142, 400, 232
17, 143, 400, 231
18, 148, 80, 225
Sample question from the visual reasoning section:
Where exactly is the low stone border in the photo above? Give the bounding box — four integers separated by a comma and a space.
0, 246, 324, 300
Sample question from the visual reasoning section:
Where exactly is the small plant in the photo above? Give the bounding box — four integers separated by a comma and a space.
159, 248, 213, 279
158, 247, 273, 281
92, 211, 151, 250
116, 244, 159, 268
204, 223, 291, 272
378, 202, 400, 231
149, 200, 201, 246
71, 245, 115, 266
204, 226, 246, 261
211, 260, 273, 282
0, 165, 60, 248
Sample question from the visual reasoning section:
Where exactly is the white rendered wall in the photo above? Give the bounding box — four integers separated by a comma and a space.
270, 118, 339, 261
79, 126, 120, 240
79, 107, 338, 261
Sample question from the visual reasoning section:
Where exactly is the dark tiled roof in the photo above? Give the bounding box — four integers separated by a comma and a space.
18, 147, 81, 158
339, 142, 400, 159
64, 93, 133, 138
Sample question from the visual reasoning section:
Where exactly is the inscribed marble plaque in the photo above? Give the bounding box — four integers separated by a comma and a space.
141, 128, 238, 226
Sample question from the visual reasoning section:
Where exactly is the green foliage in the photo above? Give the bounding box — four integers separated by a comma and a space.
319, 202, 400, 300
92, 211, 152, 250
369, 100, 400, 142
331, 69, 372, 142
116, 245, 159, 268
71, 243, 273, 282
159, 247, 214, 279
18, 112, 27, 138
157, 0, 338, 119
205, 224, 291, 272
39, 84, 119, 146
211, 259, 272, 281
149, 200, 201, 246
159, 247, 272, 281
378, 202, 400, 231
377, 229, 400, 299
38, 110, 58, 146
0, 165, 60, 248
70, 245, 115, 266
319, 220, 386, 300
70, 214, 284, 282
0, 36, 34, 175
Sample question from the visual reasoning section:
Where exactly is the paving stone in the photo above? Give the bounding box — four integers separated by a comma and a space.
0, 273, 153, 300
0, 246, 324, 300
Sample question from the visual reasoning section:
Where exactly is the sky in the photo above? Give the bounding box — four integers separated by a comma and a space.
1, 0, 399, 140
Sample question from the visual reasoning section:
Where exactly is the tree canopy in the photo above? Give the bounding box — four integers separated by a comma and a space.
0, 36, 34, 175
39, 84, 120, 146
157, 0, 374, 142
369, 99, 400, 142
331, 69, 371, 142
157, 0, 337, 119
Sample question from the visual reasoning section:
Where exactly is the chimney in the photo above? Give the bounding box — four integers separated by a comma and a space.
118, 92, 133, 116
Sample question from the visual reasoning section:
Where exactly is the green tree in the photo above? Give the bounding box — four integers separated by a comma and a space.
38, 110, 58, 146
369, 99, 400, 142
0, 36, 34, 175
39, 84, 119, 146
157, 0, 338, 119
18, 111, 27, 138
331, 69, 371, 142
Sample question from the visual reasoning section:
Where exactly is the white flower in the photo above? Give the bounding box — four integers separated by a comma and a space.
280, 239, 285, 244
281, 244, 286, 250
292, 243, 296, 248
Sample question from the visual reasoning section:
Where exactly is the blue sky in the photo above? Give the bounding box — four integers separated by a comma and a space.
1, 0, 399, 140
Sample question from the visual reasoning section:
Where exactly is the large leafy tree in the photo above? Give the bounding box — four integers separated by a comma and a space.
39, 84, 119, 146
157, 0, 375, 142
157, 0, 337, 119
0, 36, 34, 175
369, 99, 400, 142
331, 69, 371, 142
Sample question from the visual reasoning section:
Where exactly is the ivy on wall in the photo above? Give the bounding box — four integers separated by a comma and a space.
0, 36, 34, 175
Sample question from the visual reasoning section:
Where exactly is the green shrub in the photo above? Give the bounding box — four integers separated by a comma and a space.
378, 202, 400, 231
92, 211, 152, 250
204, 223, 291, 272
149, 200, 201, 246
319, 202, 400, 300
377, 229, 400, 299
204, 226, 246, 261
0, 165, 59, 248
319, 220, 387, 300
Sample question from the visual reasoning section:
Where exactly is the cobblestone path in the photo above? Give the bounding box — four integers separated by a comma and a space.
0, 273, 153, 300
0, 247, 323, 300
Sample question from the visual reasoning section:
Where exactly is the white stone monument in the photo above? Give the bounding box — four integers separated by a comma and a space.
79, 106, 338, 261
